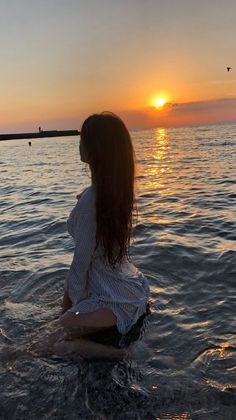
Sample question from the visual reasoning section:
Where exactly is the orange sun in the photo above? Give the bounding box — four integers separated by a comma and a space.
153, 97, 167, 109
149, 94, 169, 110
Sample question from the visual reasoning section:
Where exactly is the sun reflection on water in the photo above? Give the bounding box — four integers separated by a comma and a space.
144, 127, 172, 189
154, 128, 168, 161
156, 412, 191, 420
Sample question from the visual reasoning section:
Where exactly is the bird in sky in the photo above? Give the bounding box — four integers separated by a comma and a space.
227, 67, 232, 72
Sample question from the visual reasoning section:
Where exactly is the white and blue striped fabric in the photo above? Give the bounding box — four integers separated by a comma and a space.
65, 186, 150, 334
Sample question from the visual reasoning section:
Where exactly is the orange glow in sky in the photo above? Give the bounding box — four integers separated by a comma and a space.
0, 1, 236, 132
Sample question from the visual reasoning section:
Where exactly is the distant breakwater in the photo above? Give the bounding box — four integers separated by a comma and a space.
0, 130, 80, 141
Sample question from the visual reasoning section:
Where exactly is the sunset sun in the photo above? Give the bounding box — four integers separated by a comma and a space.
153, 97, 167, 109
149, 94, 169, 110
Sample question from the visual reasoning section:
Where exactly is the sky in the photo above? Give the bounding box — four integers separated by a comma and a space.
0, 0, 236, 132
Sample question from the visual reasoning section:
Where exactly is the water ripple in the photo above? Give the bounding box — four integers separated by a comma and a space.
0, 125, 236, 418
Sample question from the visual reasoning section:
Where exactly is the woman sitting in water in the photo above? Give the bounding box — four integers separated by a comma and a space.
52, 112, 150, 359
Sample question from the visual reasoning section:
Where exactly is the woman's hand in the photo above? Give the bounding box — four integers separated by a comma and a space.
62, 290, 72, 310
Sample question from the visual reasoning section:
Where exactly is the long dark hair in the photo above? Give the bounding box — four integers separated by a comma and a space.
80, 112, 135, 266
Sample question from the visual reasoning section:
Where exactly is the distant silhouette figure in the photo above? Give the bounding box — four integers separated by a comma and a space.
28, 141, 31, 146
39, 126, 42, 132
227, 67, 232, 72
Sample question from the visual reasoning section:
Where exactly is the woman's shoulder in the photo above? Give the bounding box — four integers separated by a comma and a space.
67, 187, 95, 235
72, 186, 95, 218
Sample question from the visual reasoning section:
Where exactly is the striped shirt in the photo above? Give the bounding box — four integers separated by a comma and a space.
65, 186, 149, 334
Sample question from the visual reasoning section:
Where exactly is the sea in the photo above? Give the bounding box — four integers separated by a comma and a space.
0, 124, 235, 419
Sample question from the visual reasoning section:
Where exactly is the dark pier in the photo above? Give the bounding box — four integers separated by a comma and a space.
0, 130, 80, 141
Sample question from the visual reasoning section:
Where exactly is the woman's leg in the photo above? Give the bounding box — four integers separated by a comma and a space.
32, 308, 131, 360
58, 308, 117, 339
51, 308, 128, 359
53, 337, 129, 360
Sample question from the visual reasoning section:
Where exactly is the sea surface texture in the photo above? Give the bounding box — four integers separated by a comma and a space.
0, 124, 236, 419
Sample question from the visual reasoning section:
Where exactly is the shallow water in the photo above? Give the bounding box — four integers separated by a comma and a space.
0, 124, 236, 419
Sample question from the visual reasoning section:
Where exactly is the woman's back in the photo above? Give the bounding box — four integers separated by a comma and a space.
66, 186, 149, 334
